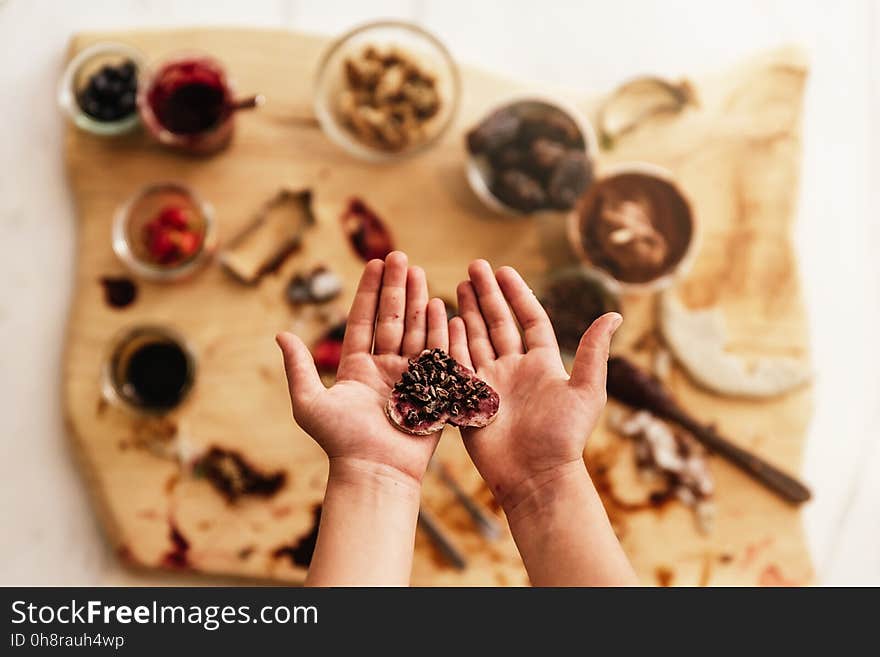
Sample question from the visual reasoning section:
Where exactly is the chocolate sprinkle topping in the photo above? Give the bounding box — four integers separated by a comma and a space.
387, 349, 499, 434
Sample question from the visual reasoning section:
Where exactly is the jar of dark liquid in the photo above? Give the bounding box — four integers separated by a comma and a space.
104, 325, 196, 415
138, 54, 236, 155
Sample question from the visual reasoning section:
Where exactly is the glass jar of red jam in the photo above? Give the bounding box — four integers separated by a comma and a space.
138, 54, 236, 154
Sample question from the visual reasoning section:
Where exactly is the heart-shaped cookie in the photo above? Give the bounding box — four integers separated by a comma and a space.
385, 349, 500, 435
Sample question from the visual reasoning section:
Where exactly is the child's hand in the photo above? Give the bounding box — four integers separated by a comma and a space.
449, 260, 622, 515
276, 252, 448, 487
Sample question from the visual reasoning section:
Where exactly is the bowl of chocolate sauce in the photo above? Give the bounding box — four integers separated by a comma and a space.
103, 325, 196, 415
567, 162, 697, 294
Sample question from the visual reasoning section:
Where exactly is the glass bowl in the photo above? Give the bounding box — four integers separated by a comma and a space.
58, 41, 146, 137
537, 266, 621, 359
314, 20, 461, 163
137, 52, 237, 155
112, 182, 217, 282
565, 161, 699, 295
102, 324, 197, 417
465, 94, 598, 217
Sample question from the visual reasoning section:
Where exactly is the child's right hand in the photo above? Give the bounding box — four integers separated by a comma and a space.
276, 251, 449, 488
448, 260, 622, 518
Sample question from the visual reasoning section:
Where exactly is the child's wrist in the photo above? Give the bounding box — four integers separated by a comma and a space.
327, 456, 423, 503
499, 460, 590, 525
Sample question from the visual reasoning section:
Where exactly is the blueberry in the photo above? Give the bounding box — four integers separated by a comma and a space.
92, 73, 109, 92
119, 92, 136, 112
83, 98, 101, 117
79, 60, 140, 121
118, 60, 136, 81
98, 105, 118, 121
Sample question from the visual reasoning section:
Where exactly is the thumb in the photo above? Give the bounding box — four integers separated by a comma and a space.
276, 332, 324, 415
568, 312, 623, 394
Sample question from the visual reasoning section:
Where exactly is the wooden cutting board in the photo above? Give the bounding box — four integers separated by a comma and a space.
63, 28, 813, 586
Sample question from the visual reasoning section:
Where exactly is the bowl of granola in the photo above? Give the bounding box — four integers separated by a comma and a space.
314, 20, 461, 162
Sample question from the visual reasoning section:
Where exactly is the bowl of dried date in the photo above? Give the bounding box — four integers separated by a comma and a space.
465, 96, 597, 216
314, 20, 461, 162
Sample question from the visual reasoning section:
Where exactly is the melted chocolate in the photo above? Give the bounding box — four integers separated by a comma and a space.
123, 341, 190, 411
578, 173, 693, 283
100, 276, 137, 308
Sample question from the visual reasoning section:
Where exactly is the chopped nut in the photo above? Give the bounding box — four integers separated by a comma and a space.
337, 46, 443, 152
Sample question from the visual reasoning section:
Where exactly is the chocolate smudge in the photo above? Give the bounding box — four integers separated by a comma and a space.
194, 447, 286, 503
100, 276, 138, 309
273, 505, 321, 568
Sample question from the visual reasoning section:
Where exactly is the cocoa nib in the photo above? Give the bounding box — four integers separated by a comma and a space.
273, 505, 321, 568
194, 447, 286, 502
386, 348, 500, 435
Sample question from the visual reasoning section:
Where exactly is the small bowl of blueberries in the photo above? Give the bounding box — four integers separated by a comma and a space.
58, 41, 145, 136
465, 95, 597, 217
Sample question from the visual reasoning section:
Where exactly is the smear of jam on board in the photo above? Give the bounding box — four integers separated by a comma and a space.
273, 505, 322, 567
100, 276, 138, 309
161, 523, 190, 569
194, 447, 286, 502
341, 198, 393, 262
312, 321, 346, 375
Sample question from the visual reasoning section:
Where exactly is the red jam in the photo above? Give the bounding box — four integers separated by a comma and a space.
340, 198, 394, 262
146, 59, 230, 135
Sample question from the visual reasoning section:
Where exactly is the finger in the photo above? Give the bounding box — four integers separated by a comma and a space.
341, 259, 384, 358
401, 266, 429, 357
425, 298, 449, 351
495, 266, 558, 350
468, 259, 523, 355
374, 251, 409, 355
276, 332, 324, 413
569, 312, 623, 393
457, 280, 496, 368
448, 316, 473, 370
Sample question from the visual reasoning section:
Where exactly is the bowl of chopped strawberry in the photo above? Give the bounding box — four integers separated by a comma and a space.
113, 182, 216, 281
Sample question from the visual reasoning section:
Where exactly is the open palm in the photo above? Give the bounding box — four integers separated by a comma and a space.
449, 261, 621, 511
277, 252, 450, 484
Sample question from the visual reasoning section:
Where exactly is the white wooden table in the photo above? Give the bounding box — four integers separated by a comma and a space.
1, 0, 877, 586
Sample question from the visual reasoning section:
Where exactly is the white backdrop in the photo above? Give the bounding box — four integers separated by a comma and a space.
0, 0, 877, 585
